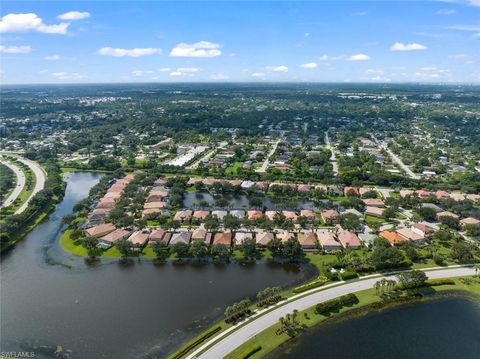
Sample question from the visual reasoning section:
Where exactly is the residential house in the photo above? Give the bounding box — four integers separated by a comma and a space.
247, 210, 263, 220
365, 206, 384, 218
85, 223, 116, 238
276, 231, 294, 243
362, 198, 385, 207
256, 232, 274, 246
412, 223, 435, 237
169, 232, 191, 245
229, 210, 246, 219
300, 210, 316, 221
128, 231, 150, 248
212, 210, 228, 222
321, 209, 339, 225
191, 228, 207, 242
437, 211, 459, 219
213, 231, 232, 246
379, 231, 405, 246
234, 232, 253, 246
100, 229, 131, 246
317, 231, 342, 251
337, 231, 362, 249
297, 232, 317, 250
148, 229, 168, 244
396, 227, 425, 244
283, 211, 298, 222
174, 210, 193, 222
193, 210, 210, 222
460, 217, 480, 230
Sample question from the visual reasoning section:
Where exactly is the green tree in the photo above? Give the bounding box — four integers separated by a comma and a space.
204, 214, 220, 232
397, 270, 427, 289
189, 239, 208, 260
267, 237, 283, 258
211, 243, 231, 262
451, 240, 474, 263
151, 241, 170, 262
115, 238, 132, 258
171, 242, 190, 260
282, 238, 304, 261
240, 238, 260, 260
82, 236, 99, 258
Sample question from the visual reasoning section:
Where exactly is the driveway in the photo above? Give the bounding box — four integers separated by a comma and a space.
190, 266, 476, 359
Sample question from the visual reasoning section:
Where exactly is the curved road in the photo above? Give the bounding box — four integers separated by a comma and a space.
15, 157, 46, 214
190, 266, 476, 359
0, 159, 25, 208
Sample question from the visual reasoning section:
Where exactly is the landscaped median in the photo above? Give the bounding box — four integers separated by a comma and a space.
169, 265, 479, 359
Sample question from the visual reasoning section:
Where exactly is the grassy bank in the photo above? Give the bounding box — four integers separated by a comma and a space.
225, 278, 480, 359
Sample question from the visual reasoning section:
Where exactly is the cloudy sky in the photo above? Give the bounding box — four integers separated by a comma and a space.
1, 0, 479, 84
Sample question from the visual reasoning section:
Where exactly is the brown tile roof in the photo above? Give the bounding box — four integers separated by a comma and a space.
85, 223, 116, 237
213, 232, 232, 245
379, 231, 405, 245
337, 231, 362, 248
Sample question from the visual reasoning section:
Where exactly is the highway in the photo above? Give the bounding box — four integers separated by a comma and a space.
0, 159, 25, 208
15, 157, 46, 214
190, 266, 476, 359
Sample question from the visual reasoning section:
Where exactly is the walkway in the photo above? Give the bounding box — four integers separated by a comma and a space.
190, 266, 476, 359
15, 157, 46, 214
0, 159, 25, 208
324, 131, 338, 176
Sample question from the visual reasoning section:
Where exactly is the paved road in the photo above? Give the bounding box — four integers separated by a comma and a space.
187, 142, 227, 169
324, 131, 338, 176
382, 143, 420, 180
0, 159, 25, 208
15, 157, 46, 214
256, 137, 282, 173
191, 266, 476, 359
375, 187, 393, 199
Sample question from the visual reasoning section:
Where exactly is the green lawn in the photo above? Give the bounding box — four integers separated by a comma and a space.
365, 215, 386, 225
225, 161, 244, 175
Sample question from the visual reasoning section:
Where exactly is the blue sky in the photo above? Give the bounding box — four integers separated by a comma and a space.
1, 1, 479, 84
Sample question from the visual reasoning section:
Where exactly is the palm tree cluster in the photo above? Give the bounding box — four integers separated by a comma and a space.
276, 310, 303, 337
374, 278, 397, 297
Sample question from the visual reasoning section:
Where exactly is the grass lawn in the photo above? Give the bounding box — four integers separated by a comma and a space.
61, 167, 111, 174
225, 161, 244, 175
225, 277, 480, 359
365, 215, 386, 225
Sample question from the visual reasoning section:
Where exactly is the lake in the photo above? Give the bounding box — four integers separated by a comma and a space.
0, 172, 314, 358
270, 297, 480, 359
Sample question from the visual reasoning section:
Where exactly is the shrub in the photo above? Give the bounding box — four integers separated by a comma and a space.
426, 279, 455, 286
238, 345, 262, 359
315, 294, 359, 316
293, 276, 329, 294
340, 271, 358, 280
171, 326, 222, 359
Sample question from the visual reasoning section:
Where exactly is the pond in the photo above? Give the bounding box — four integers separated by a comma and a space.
183, 191, 319, 210
0, 172, 314, 358
269, 297, 480, 359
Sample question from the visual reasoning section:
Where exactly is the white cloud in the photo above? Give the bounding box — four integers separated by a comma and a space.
98, 47, 161, 57
50, 71, 84, 80
366, 68, 385, 74
346, 53, 370, 61
390, 42, 428, 51
299, 62, 318, 68
265, 65, 288, 72
352, 11, 368, 16
304, 32, 311, 37
0, 45, 31, 53
159, 67, 171, 72
251, 72, 266, 77
169, 41, 221, 58
318, 55, 336, 61
414, 67, 451, 80
57, 11, 91, 21
435, 9, 456, 15
210, 73, 229, 80
468, 0, 480, 7
44, 54, 60, 60
0, 13, 69, 34
176, 67, 199, 73
131, 70, 154, 76
169, 67, 200, 77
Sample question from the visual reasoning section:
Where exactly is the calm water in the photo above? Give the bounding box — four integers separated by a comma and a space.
183, 191, 318, 210
0, 173, 313, 358
271, 298, 480, 359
